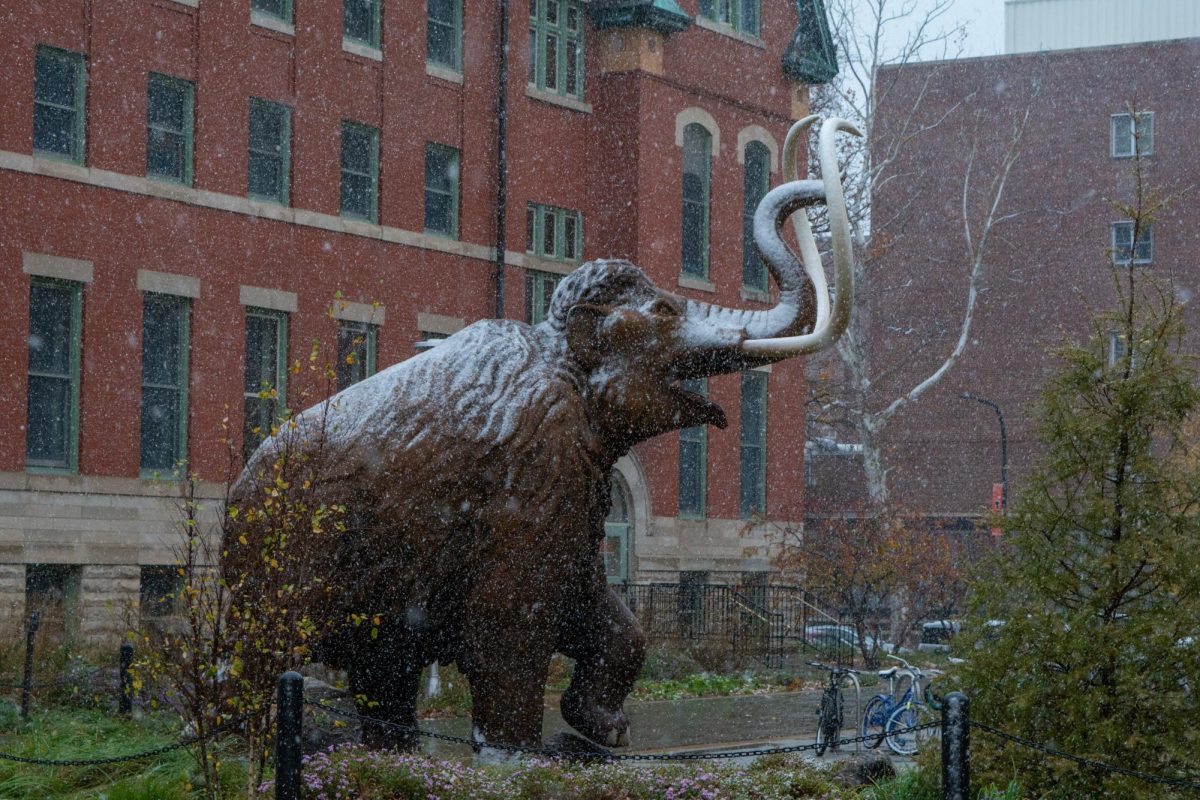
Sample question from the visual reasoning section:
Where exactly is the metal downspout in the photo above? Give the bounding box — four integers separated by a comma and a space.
494, 0, 510, 319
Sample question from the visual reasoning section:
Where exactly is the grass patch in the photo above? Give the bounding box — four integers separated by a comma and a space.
630, 671, 795, 701
0, 706, 244, 799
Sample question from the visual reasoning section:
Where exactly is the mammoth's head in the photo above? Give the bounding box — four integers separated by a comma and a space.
546, 117, 860, 450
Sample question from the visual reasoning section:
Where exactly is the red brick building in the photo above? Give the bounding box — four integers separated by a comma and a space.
0, 0, 834, 641
805, 37, 1200, 525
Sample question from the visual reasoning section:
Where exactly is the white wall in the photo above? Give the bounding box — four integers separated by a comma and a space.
1006, 0, 1200, 53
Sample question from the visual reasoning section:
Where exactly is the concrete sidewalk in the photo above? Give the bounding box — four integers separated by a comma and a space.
420, 689, 909, 765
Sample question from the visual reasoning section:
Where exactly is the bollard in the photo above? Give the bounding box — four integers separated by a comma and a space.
20, 611, 41, 719
119, 642, 134, 715
276, 671, 304, 800
941, 691, 970, 800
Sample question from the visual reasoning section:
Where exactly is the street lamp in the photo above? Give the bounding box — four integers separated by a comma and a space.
960, 392, 1007, 512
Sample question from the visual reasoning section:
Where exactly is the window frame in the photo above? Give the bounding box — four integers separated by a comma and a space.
739, 370, 768, 518
678, 378, 709, 519
427, 0, 462, 71
528, 0, 585, 101
526, 203, 583, 263
251, 0, 293, 25
340, 121, 380, 223
26, 277, 83, 473
33, 45, 87, 165
698, 0, 760, 35
681, 123, 713, 280
242, 306, 289, 462
1110, 112, 1154, 159
344, 0, 382, 48
1111, 221, 1153, 266
742, 141, 771, 291
139, 293, 190, 478
336, 320, 378, 391
525, 269, 563, 324
146, 73, 195, 186
247, 98, 292, 206
424, 142, 460, 239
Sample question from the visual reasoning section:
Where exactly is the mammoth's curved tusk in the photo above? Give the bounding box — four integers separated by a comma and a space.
782, 116, 829, 333
742, 116, 861, 358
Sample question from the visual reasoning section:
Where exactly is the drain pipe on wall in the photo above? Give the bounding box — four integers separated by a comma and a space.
493, 0, 510, 319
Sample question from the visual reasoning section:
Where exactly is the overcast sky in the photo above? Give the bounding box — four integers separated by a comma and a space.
846, 0, 1007, 60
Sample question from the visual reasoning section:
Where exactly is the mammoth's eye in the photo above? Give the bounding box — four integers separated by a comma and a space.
651, 299, 680, 317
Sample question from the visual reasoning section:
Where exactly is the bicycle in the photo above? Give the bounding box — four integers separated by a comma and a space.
807, 661, 861, 756
860, 654, 942, 756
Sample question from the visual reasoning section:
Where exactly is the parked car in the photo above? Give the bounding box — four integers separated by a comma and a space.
804, 624, 897, 656
918, 619, 962, 653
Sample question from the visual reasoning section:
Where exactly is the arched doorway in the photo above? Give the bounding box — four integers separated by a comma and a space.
603, 472, 632, 584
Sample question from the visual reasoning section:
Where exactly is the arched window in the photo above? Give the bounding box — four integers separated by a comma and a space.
681, 123, 712, 279
604, 472, 633, 584
742, 140, 771, 291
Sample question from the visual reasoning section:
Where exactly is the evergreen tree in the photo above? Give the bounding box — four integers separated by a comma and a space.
959, 256, 1200, 796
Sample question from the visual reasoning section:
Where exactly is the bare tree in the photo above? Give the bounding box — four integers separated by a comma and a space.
802, 0, 1034, 505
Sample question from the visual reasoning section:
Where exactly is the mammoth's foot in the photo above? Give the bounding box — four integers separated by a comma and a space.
560, 687, 631, 748
362, 721, 420, 752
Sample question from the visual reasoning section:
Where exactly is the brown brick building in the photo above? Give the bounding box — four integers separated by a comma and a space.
0, 0, 838, 642
805, 37, 1200, 524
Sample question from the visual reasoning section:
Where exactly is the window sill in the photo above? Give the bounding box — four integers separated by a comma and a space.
678, 512, 707, 522
424, 229, 459, 242
140, 470, 184, 482
426, 63, 463, 84
343, 38, 382, 61
741, 286, 770, 303
522, 253, 579, 276
148, 173, 192, 189
33, 149, 84, 168
250, 10, 294, 37
248, 193, 290, 208
524, 84, 592, 114
678, 274, 716, 293
694, 17, 764, 48
26, 465, 78, 476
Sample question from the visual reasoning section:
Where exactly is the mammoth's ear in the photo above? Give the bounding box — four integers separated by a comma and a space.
565, 304, 610, 370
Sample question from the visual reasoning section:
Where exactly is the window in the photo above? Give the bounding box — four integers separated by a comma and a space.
1108, 331, 1141, 370
341, 122, 379, 222
252, 0, 292, 24
27, 565, 81, 644
526, 203, 582, 263
344, 0, 381, 47
739, 370, 767, 518
424, 142, 459, 238
678, 378, 708, 518
1111, 112, 1153, 158
415, 331, 449, 351
242, 308, 288, 461
248, 98, 291, 205
743, 141, 770, 291
681, 123, 712, 279
427, 0, 461, 70
141, 294, 190, 475
1111, 221, 1152, 265
147, 74, 194, 185
698, 0, 760, 35
603, 474, 632, 584
336, 321, 377, 391
529, 0, 584, 100
33, 46, 86, 164
526, 270, 563, 324
140, 566, 182, 619
27, 278, 82, 471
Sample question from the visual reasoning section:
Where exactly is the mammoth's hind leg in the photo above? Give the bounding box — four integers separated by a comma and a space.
348, 648, 424, 751
558, 584, 647, 748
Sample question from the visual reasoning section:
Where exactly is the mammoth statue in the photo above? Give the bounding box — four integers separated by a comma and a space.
228, 117, 857, 753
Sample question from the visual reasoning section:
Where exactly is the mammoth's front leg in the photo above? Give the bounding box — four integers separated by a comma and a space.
458, 570, 556, 753
558, 582, 647, 747
347, 636, 424, 751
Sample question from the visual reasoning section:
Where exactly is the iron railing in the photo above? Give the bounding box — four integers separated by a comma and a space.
612, 583, 852, 668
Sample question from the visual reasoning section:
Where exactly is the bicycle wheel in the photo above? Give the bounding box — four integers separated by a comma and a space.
814, 687, 841, 756
884, 703, 937, 756
860, 695, 889, 749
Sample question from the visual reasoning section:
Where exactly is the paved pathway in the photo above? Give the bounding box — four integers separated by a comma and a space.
420, 690, 913, 766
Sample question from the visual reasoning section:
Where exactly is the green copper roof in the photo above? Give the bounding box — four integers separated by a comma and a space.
587, 0, 692, 35
782, 0, 839, 84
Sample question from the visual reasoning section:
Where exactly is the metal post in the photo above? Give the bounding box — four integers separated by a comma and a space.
275, 671, 303, 800
20, 611, 40, 719
960, 393, 1008, 509
941, 691, 970, 800
119, 642, 134, 715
